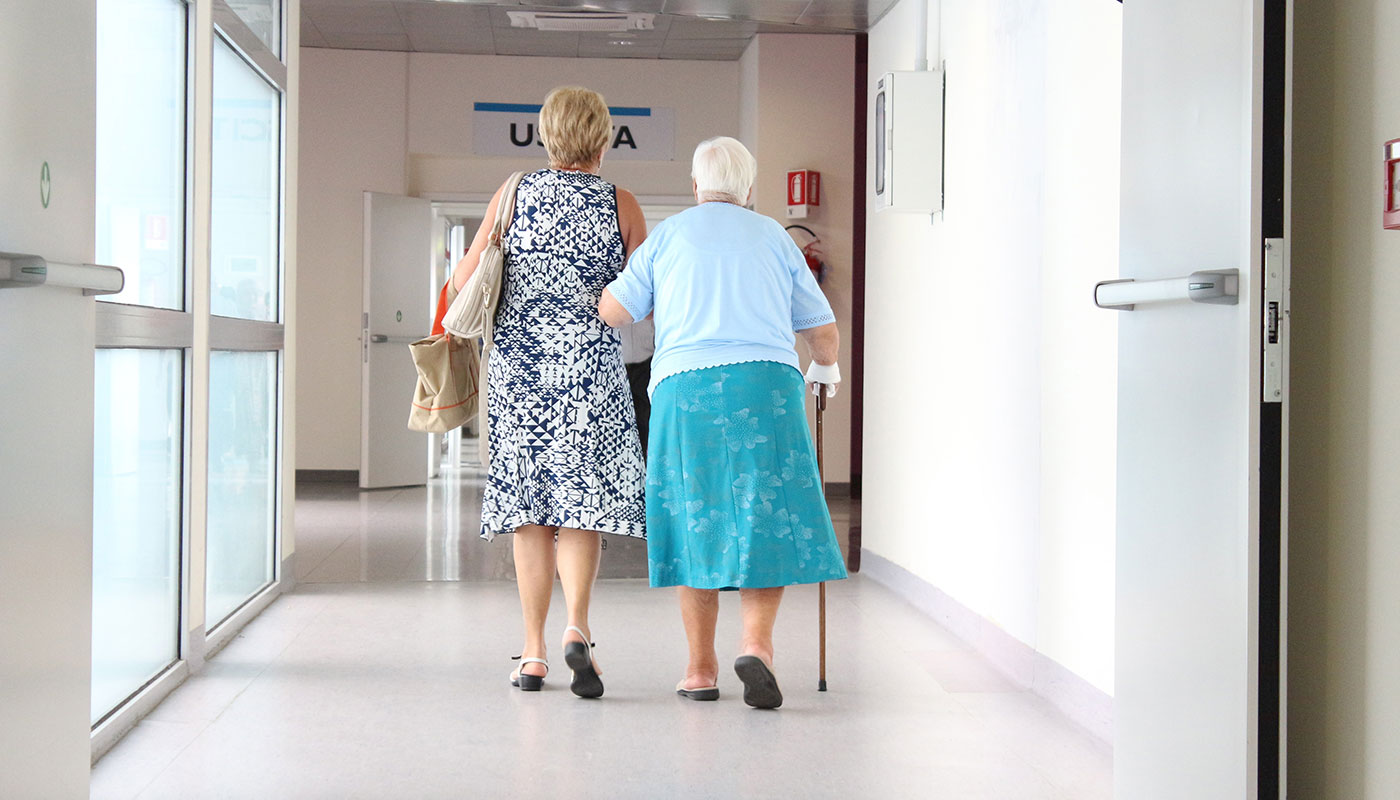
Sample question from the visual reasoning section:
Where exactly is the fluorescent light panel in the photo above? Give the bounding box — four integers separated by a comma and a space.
507, 10, 655, 32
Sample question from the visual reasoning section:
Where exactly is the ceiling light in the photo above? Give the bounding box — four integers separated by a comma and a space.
508, 11, 655, 33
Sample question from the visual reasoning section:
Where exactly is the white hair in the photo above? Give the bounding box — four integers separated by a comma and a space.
691, 136, 756, 205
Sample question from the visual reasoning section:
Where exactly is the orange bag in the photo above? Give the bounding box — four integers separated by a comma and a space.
431, 280, 452, 337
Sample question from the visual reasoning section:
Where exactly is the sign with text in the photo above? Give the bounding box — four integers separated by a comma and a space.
472, 102, 675, 161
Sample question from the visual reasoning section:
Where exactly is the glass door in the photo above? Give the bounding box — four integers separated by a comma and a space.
90, 0, 291, 734
91, 0, 189, 727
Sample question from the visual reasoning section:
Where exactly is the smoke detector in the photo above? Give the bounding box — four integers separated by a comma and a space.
507, 11, 655, 32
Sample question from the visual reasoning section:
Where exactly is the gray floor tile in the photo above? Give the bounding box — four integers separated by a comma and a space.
90, 469, 1111, 799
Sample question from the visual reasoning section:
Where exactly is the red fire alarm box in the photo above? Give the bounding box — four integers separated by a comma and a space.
1386, 138, 1400, 230
786, 169, 820, 219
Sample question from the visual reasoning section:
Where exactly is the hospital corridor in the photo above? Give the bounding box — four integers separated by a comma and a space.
89, 473, 1111, 797
2, 0, 1398, 798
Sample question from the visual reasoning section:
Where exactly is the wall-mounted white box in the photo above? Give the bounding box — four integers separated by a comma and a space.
874, 69, 945, 214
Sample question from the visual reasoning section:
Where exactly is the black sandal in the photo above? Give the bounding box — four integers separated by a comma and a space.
510, 655, 548, 691
563, 626, 604, 699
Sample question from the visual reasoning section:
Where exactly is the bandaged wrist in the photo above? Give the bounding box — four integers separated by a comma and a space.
804, 361, 841, 385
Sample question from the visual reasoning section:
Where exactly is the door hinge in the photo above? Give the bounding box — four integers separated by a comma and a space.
1263, 238, 1287, 403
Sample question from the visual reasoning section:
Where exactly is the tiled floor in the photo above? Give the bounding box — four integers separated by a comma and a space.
91, 462, 1111, 799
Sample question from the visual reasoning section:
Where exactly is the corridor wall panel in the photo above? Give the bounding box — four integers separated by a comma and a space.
296, 50, 410, 472
1289, 0, 1400, 794
862, 0, 1120, 698
739, 34, 857, 485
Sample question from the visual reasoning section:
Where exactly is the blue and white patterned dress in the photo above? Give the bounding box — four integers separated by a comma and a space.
479, 169, 646, 541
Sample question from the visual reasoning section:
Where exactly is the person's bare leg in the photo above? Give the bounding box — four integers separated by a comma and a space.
678, 587, 720, 689
734, 587, 785, 708
513, 525, 557, 678
738, 587, 785, 667
556, 527, 602, 673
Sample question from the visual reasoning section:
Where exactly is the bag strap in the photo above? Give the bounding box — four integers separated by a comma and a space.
435, 170, 526, 333
489, 171, 527, 247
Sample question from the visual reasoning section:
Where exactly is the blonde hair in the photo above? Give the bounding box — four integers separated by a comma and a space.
692, 136, 756, 205
538, 87, 612, 169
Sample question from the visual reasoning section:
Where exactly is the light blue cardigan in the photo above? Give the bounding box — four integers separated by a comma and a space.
606, 201, 836, 397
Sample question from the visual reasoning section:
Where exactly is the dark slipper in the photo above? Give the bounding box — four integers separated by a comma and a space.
564, 626, 604, 699
733, 655, 783, 709
675, 680, 720, 701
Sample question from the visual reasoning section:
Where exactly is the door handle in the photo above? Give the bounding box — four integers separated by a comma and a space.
367, 333, 419, 344
1, 252, 125, 295
370, 334, 388, 343
1094, 269, 1239, 311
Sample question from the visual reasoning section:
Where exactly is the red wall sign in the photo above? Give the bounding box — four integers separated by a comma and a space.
787, 170, 821, 206
787, 169, 821, 219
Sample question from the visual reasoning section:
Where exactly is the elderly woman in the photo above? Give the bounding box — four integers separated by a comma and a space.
599, 136, 848, 709
453, 87, 648, 698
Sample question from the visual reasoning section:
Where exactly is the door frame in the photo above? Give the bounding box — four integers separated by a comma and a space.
1257, 0, 1291, 793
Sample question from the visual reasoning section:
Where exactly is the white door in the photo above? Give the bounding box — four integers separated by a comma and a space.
361, 192, 433, 489
1114, 1, 1288, 797
0, 2, 99, 795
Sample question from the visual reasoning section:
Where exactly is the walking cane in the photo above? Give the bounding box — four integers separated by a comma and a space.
815, 383, 828, 692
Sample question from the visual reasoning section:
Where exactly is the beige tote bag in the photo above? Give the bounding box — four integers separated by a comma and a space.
406, 331, 480, 434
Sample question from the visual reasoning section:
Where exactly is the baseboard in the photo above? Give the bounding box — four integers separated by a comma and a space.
295, 469, 357, 483
824, 482, 851, 497
91, 661, 190, 764
861, 550, 1114, 745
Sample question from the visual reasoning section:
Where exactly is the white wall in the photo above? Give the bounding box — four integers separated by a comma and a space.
863, 0, 1120, 694
738, 40, 759, 154
1290, 0, 1400, 795
297, 51, 742, 471
742, 34, 856, 484
1038, 0, 1121, 698
297, 49, 409, 471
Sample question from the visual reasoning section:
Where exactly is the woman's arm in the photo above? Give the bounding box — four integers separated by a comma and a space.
617, 188, 648, 257
450, 180, 509, 292
797, 322, 839, 365
599, 188, 650, 327
599, 289, 634, 328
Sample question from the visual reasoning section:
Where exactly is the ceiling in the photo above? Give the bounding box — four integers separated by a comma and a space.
299, 0, 896, 61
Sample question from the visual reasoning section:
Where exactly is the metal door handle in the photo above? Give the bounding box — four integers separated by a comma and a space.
1094, 269, 1239, 311
368, 333, 419, 344
370, 334, 388, 343
1, 252, 125, 296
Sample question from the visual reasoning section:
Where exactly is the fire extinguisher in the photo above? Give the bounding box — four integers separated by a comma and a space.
785, 224, 828, 285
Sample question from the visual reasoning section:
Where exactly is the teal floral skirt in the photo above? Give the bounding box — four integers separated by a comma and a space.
646, 361, 849, 590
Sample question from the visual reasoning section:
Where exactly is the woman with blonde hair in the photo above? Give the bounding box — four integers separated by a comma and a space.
600, 136, 847, 709
452, 87, 648, 698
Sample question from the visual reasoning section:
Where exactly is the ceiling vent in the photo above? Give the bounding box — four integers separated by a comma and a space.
507, 10, 655, 32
